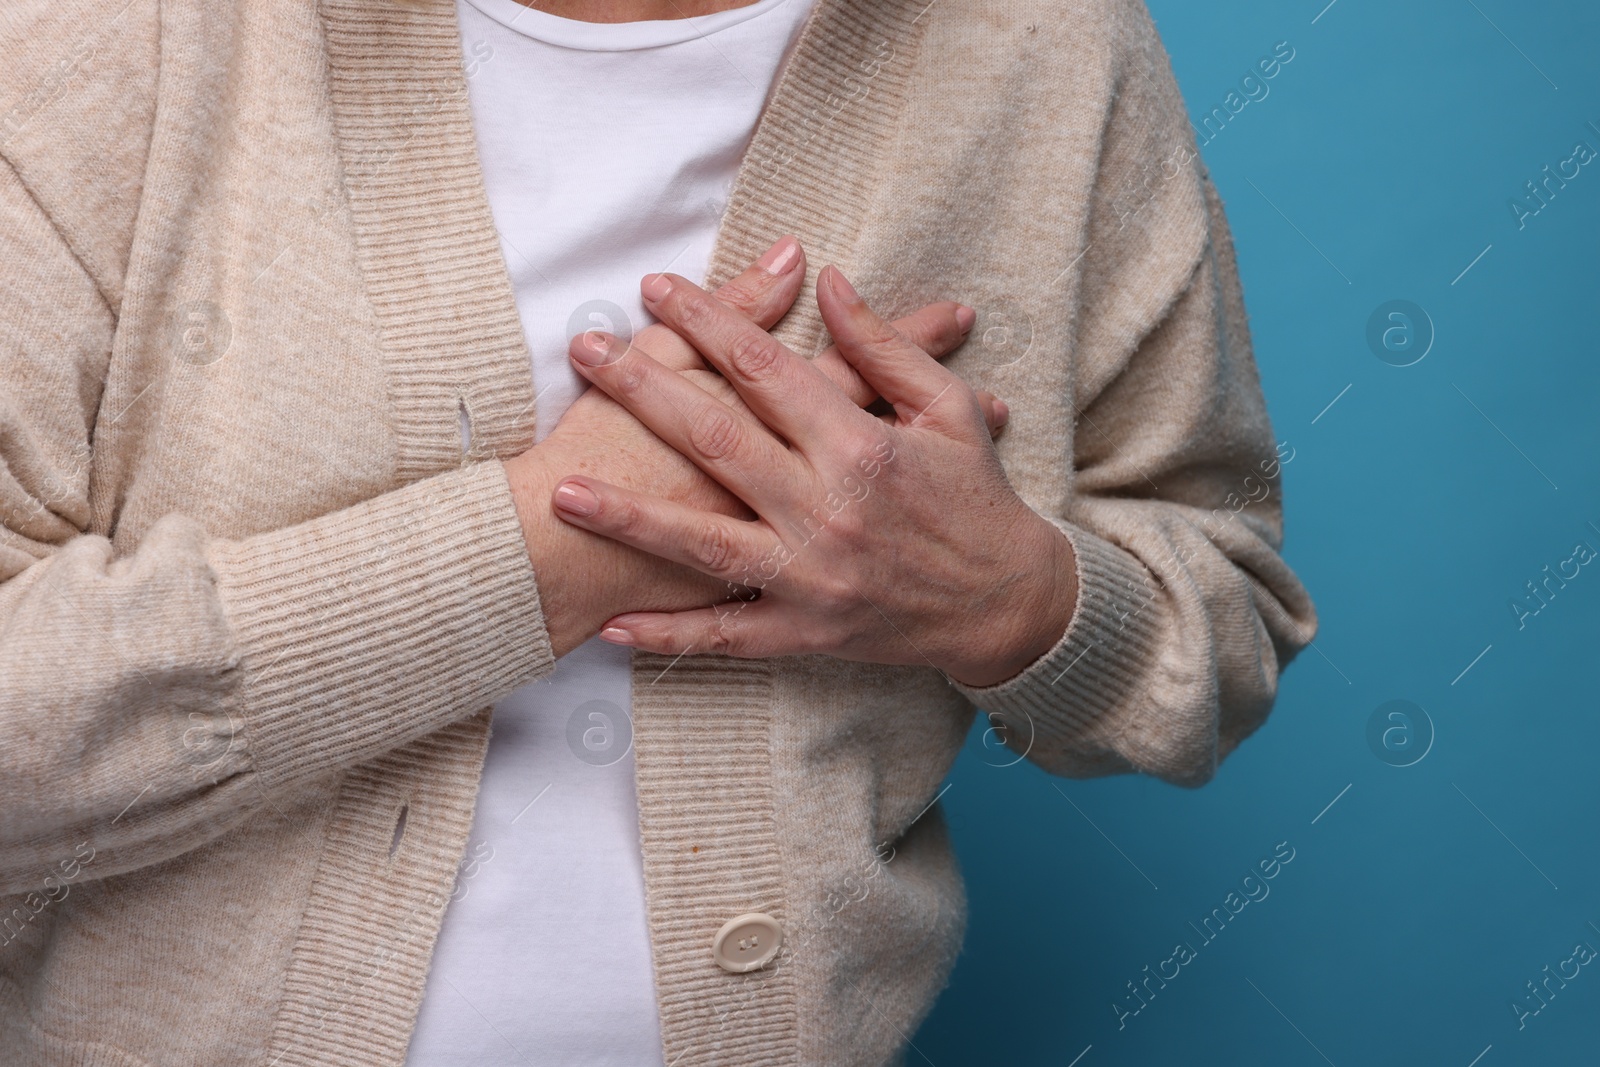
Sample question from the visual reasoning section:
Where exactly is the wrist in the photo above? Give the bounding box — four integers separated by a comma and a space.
944, 512, 1078, 689
502, 450, 607, 659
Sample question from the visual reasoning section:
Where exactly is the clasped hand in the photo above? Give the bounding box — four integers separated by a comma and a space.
548, 237, 1076, 688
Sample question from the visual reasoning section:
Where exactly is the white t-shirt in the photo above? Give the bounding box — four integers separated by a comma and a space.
405, 0, 814, 1063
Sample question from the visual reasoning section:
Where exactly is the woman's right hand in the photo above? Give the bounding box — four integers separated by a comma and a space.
503, 236, 998, 658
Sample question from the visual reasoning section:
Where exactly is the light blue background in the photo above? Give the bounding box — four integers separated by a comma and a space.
915, 2, 1600, 1064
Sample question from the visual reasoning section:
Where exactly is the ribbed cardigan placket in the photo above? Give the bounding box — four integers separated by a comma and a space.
264, 0, 931, 1064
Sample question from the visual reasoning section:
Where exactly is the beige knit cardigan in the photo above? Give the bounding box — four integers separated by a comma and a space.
0, 0, 1316, 1063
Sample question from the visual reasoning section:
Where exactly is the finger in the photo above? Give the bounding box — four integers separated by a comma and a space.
579, 235, 807, 374
570, 331, 807, 507
974, 390, 1010, 438
551, 477, 773, 586
597, 600, 803, 659
711, 234, 808, 331
640, 271, 858, 451
813, 300, 976, 406
874, 391, 1003, 438
815, 266, 976, 434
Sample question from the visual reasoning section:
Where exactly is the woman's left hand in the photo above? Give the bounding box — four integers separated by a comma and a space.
550, 264, 1078, 688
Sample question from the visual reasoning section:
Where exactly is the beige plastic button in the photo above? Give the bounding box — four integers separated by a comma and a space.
711, 912, 783, 973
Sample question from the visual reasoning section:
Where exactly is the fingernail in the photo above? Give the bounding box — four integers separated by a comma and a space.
553, 482, 599, 517
599, 626, 636, 646
955, 304, 977, 332
757, 235, 800, 275
827, 267, 862, 306
571, 330, 615, 367
993, 398, 1010, 425
641, 273, 672, 302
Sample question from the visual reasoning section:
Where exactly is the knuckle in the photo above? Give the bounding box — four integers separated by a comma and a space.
689, 522, 738, 574
687, 407, 743, 460
611, 496, 647, 536
814, 575, 857, 615
673, 290, 718, 333
713, 278, 763, 314
861, 320, 907, 353
829, 510, 866, 544
705, 619, 736, 654
850, 426, 893, 461
727, 332, 786, 381
845, 428, 897, 477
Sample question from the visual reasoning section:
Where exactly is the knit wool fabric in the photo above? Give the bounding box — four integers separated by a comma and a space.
0, 0, 1317, 1063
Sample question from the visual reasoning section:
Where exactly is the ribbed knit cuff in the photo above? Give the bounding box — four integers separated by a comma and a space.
208, 461, 554, 788
952, 517, 1164, 756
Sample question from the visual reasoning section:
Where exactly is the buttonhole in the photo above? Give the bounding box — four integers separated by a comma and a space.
389, 802, 409, 859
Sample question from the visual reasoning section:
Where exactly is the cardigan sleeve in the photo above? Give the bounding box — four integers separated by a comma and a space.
0, 157, 556, 894
952, 9, 1318, 787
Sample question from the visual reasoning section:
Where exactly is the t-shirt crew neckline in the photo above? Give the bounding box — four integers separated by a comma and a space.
462, 0, 796, 51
